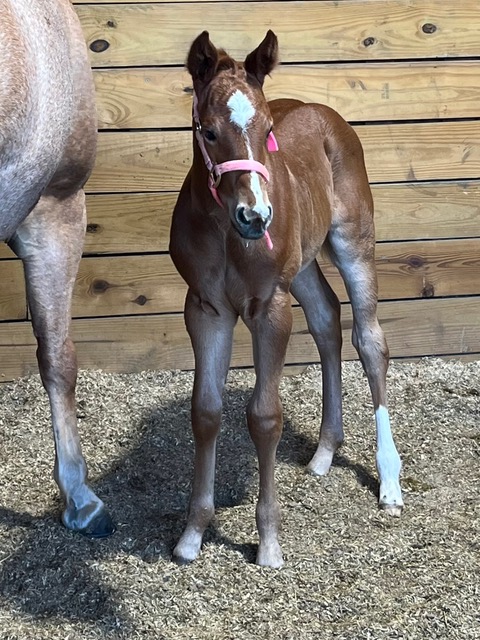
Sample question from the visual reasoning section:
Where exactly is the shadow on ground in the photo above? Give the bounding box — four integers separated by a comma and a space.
0, 383, 378, 633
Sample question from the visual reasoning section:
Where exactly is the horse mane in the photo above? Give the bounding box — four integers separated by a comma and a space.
216, 50, 240, 74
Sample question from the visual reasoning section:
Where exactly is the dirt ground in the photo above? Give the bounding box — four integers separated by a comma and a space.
0, 358, 478, 640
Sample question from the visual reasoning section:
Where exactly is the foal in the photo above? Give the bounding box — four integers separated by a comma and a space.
170, 31, 403, 568
0, 0, 114, 537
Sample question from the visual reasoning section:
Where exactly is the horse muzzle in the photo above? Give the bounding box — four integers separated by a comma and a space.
234, 205, 272, 240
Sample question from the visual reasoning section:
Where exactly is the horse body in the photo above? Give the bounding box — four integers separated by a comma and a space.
0, 0, 114, 537
170, 31, 402, 568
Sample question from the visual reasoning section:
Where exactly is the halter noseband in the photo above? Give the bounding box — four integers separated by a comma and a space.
192, 92, 278, 250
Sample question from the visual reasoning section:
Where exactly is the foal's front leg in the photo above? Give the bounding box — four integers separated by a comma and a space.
245, 292, 293, 568
173, 290, 237, 563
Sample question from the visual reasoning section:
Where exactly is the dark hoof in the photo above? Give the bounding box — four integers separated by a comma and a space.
79, 510, 116, 539
172, 554, 194, 566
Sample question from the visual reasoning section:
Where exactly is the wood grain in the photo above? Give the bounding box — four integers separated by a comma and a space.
1, 297, 478, 380
70, 239, 480, 317
76, 2, 480, 67
84, 192, 176, 254
0, 261, 27, 322
88, 121, 480, 192
94, 62, 480, 129
82, 181, 480, 254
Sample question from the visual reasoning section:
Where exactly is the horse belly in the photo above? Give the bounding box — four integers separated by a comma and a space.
0, 0, 95, 240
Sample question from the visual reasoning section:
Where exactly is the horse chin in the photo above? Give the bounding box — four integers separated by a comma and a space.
234, 224, 267, 242
231, 218, 268, 242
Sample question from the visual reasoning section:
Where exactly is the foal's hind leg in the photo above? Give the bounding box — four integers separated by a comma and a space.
327, 215, 403, 516
9, 192, 115, 537
291, 260, 343, 475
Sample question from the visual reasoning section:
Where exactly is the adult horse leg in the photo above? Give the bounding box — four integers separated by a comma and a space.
244, 293, 292, 568
173, 290, 237, 563
327, 219, 403, 515
291, 260, 343, 475
8, 191, 115, 537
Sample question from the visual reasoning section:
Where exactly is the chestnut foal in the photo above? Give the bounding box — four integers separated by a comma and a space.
170, 31, 403, 568
0, 0, 114, 537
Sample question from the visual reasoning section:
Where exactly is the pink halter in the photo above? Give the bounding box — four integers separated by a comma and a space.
193, 92, 279, 250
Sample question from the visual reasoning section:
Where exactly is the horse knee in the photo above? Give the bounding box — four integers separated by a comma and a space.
191, 395, 222, 444
247, 400, 283, 444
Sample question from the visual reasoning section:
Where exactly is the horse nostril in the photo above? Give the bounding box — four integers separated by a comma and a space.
236, 206, 250, 226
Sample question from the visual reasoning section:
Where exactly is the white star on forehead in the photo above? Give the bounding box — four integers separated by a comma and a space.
227, 89, 255, 131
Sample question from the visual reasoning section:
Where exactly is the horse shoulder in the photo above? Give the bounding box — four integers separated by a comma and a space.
170, 181, 227, 303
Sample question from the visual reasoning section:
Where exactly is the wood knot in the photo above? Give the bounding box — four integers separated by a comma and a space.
86, 223, 101, 234
422, 23, 437, 34
363, 37, 376, 47
421, 283, 435, 298
92, 279, 110, 294
408, 255, 424, 268
133, 295, 148, 306
90, 39, 110, 53
106, 19, 117, 28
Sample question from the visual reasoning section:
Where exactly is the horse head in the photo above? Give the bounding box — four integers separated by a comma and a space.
187, 30, 279, 244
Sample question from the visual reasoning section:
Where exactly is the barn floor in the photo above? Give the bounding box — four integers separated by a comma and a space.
0, 358, 478, 640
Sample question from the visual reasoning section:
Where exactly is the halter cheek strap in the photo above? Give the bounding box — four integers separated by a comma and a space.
267, 130, 279, 153
193, 93, 278, 250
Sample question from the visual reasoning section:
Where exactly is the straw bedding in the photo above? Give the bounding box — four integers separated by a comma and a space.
0, 358, 478, 639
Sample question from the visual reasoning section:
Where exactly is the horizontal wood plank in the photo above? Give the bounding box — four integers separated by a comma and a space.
94, 62, 480, 129
0, 261, 27, 322
88, 121, 480, 192
76, 2, 480, 67
72, 238, 480, 317
0, 244, 17, 260
1, 297, 478, 380
84, 192, 175, 254
83, 181, 480, 254
370, 181, 480, 242
73, 254, 182, 316
74, 0, 246, 3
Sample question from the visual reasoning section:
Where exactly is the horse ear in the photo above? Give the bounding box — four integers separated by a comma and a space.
244, 30, 279, 87
187, 31, 219, 89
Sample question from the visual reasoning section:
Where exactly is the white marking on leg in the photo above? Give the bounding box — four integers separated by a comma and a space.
375, 405, 403, 514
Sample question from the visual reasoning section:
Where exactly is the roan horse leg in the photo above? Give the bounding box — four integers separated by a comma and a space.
244, 292, 293, 568
8, 192, 115, 537
290, 260, 343, 475
173, 290, 237, 563
328, 225, 403, 515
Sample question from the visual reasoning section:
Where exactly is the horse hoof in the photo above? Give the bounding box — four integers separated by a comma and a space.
306, 450, 334, 476
379, 502, 403, 518
172, 553, 194, 566
256, 543, 284, 569
78, 509, 116, 538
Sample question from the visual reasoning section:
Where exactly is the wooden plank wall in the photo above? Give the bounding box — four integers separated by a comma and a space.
1, 0, 479, 381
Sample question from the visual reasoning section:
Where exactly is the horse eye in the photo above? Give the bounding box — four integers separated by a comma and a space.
204, 129, 216, 142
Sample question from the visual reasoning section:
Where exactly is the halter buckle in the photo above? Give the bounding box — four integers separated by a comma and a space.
210, 168, 222, 188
